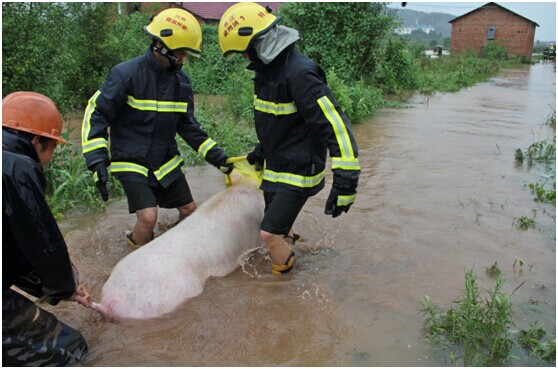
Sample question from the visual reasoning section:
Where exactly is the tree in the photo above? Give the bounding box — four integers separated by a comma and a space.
2, 3, 67, 98
2, 2, 153, 112
280, 3, 396, 81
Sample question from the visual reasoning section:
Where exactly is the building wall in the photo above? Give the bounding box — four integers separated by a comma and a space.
450, 5, 536, 57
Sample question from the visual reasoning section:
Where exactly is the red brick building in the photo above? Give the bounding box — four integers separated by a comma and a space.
449, 2, 539, 58
177, 2, 281, 25
137, 3, 281, 25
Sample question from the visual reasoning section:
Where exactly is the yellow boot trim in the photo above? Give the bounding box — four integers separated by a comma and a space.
126, 233, 140, 249
271, 251, 296, 275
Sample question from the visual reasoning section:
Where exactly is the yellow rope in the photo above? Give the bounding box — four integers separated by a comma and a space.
225, 155, 247, 164
225, 156, 247, 186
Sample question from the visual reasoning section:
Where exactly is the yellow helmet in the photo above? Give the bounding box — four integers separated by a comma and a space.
144, 8, 202, 56
219, 2, 280, 59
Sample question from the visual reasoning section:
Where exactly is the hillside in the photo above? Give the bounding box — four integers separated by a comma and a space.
392, 8, 455, 37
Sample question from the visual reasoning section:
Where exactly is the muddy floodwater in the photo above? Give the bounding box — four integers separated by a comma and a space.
50, 63, 555, 366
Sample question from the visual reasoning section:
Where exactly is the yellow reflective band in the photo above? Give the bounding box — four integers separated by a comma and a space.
198, 138, 217, 157
127, 96, 188, 113
154, 155, 183, 181
332, 157, 361, 171
317, 96, 355, 159
109, 162, 149, 177
262, 169, 325, 188
82, 138, 109, 154
254, 95, 298, 116
337, 193, 356, 206
98, 158, 182, 181
82, 90, 102, 148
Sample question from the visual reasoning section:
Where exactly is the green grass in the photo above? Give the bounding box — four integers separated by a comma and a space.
514, 216, 536, 230
177, 95, 258, 166
519, 323, 556, 363
44, 129, 123, 219
421, 270, 514, 366
421, 268, 556, 366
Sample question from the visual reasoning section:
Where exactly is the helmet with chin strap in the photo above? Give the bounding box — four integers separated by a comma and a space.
144, 8, 202, 66
218, 2, 280, 59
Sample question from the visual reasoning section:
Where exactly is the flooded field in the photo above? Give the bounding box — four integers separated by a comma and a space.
50, 63, 555, 366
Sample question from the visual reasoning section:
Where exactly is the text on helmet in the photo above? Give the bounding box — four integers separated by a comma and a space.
221, 11, 268, 39
165, 15, 188, 30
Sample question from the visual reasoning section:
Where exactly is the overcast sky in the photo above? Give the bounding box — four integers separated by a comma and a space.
388, 2, 556, 41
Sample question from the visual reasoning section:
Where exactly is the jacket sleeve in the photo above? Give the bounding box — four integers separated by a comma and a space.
4, 159, 77, 302
176, 88, 228, 168
289, 65, 360, 188
81, 68, 128, 170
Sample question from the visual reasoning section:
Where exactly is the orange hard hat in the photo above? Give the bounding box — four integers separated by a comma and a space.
2, 91, 67, 144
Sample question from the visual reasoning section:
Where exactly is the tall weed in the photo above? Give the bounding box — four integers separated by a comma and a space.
421, 270, 514, 366
44, 130, 122, 219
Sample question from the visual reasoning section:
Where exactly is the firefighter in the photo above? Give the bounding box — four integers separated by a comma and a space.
82, 8, 233, 247
3, 92, 92, 366
218, 3, 360, 274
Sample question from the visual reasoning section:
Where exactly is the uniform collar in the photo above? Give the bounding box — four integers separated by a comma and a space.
146, 47, 182, 75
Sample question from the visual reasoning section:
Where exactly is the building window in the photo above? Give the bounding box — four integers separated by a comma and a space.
487, 26, 496, 40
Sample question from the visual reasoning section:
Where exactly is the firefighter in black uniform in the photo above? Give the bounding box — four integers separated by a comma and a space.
82, 8, 233, 246
3, 92, 92, 366
218, 3, 360, 275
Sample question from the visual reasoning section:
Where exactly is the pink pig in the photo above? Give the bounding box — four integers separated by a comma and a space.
90, 175, 264, 320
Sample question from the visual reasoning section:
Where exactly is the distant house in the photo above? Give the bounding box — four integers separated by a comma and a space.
449, 2, 539, 58
177, 2, 281, 25
394, 25, 435, 35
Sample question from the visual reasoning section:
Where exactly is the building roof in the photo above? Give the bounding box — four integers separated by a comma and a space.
449, 2, 539, 27
180, 2, 281, 21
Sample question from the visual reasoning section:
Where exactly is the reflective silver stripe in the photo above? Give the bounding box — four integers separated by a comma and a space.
254, 95, 298, 116
127, 96, 188, 113
332, 157, 360, 171
82, 90, 103, 153
262, 168, 325, 188
197, 138, 217, 157
337, 193, 356, 206
82, 138, 109, 155
317, 96, 355, 159
109, 162, 149, 176
154, 155, 183, 181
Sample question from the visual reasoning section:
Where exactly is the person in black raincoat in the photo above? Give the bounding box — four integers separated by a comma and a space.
3, 92, 92, 366
218, 3, 361, 275
82, 8, 233, 247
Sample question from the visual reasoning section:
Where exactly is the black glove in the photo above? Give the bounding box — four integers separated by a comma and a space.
219, 162, 234, 175
216, 156, 233, 175
325, 184, 357, 218
246, 144, 264, 171
93, 163, 109, 201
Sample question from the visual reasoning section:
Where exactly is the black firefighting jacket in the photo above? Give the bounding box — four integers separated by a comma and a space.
82, 47, 228, 187
2, 129, 77, 304
252, 44, 360, 197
